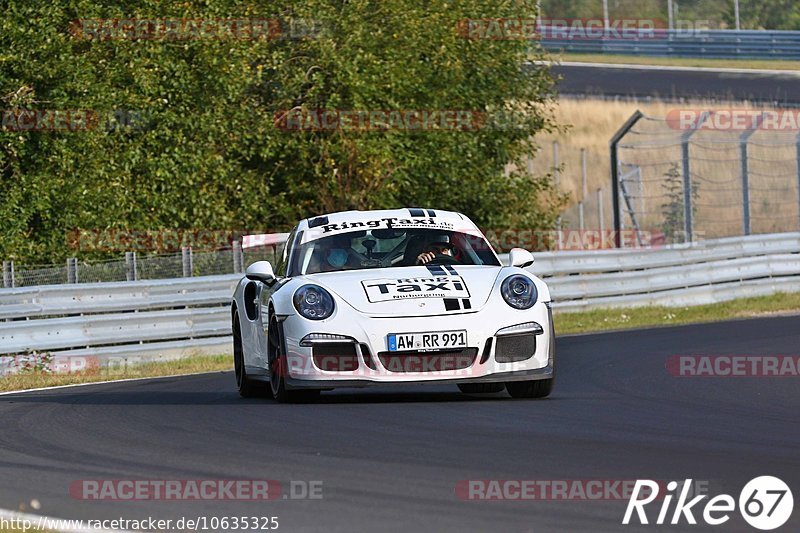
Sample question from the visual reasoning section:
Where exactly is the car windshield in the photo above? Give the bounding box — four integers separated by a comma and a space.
288, 228, 500, 275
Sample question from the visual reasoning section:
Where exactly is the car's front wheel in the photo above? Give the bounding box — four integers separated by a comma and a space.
505, 378, 553, 399
233, 314, 271, 398
268, 314, 320, 403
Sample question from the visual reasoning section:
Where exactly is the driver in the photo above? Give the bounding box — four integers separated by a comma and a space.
416, 234, 459, 265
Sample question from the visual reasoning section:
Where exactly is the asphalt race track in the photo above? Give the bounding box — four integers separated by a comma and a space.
552, 63, 800, 105
0, 315, 798, 532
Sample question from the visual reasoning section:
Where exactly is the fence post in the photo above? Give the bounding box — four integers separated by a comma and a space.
581, 148, 588, 201
680, 111, 713, 243
597, 188, 605, 246
610, 110, 643, 247
552, 141, 563, 250
233, 240, 243, 274
2, 261, 13, 288
740, 138, 750, 236
680, 143, 693, 243
579, 148, 587, 244
740, 113, 764, 236
182, 247, 193, 277
668, 0, 674, 30
125, 251, 138, 281
67, 258, 78, 284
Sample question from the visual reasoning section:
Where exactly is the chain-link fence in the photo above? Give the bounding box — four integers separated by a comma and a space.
509, 143, 613, 250
2, 243, 285, 288
611, 110, 800, 244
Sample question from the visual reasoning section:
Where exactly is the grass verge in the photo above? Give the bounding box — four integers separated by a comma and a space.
554, 52, 800, 71
555, 292, 800, 335
0, 354, 231, 393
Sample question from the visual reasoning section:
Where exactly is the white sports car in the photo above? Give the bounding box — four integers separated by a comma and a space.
231, 208, 555, 402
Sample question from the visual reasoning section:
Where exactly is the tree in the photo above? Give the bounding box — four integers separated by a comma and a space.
0, 0, 564, 264
722, 0, 800, 30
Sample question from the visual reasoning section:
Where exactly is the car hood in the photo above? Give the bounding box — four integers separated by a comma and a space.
305, 265, 503, 317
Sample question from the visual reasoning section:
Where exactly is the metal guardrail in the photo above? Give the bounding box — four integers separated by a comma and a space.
0, 233, 798, 362
0, 275, 241, 365
528, 233, 800, 275
0, 274, 240, 320
540, 28, 800, 59
531, 233, 800, 311
0, 307, 230, 353
548, 254, 800, 305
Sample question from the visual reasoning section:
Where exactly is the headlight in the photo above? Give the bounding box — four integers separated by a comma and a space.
293, 284, 335, 320
501, 275, 538, 310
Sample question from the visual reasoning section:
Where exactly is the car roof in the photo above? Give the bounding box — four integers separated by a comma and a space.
297, 208, 477, 232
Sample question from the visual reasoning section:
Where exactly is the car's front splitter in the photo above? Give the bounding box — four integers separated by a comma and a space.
284, 361, 554, 390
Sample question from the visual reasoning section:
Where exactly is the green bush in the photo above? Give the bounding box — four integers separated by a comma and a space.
0, 1, 563, 264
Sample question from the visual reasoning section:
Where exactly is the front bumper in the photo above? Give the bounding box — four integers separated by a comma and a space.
280, 298, 555, 389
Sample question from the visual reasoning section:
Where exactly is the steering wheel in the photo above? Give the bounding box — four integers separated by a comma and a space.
424, 253, 461, 265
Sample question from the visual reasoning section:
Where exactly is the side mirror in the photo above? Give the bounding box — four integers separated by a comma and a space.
508, 248, 535, 268
245, 261, 276, 284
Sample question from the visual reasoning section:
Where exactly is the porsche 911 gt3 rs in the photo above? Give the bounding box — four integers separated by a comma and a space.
231, 208, 555, 402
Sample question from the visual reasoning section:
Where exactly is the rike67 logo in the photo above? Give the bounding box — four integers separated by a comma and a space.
624, 477, 793, 530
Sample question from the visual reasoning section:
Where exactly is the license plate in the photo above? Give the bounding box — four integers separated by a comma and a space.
387, 330, 468, 352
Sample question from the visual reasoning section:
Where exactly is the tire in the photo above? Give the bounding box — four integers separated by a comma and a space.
505, 378, 553, 399
268, 314, 320, 404
458, 383, 505, 394
233, 314, 271, 398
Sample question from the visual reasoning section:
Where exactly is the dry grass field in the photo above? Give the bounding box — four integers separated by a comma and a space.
531, 98, 800, 240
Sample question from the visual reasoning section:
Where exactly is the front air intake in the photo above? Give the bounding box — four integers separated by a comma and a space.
494, 334, 536, 363
312, 343, 359, 372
